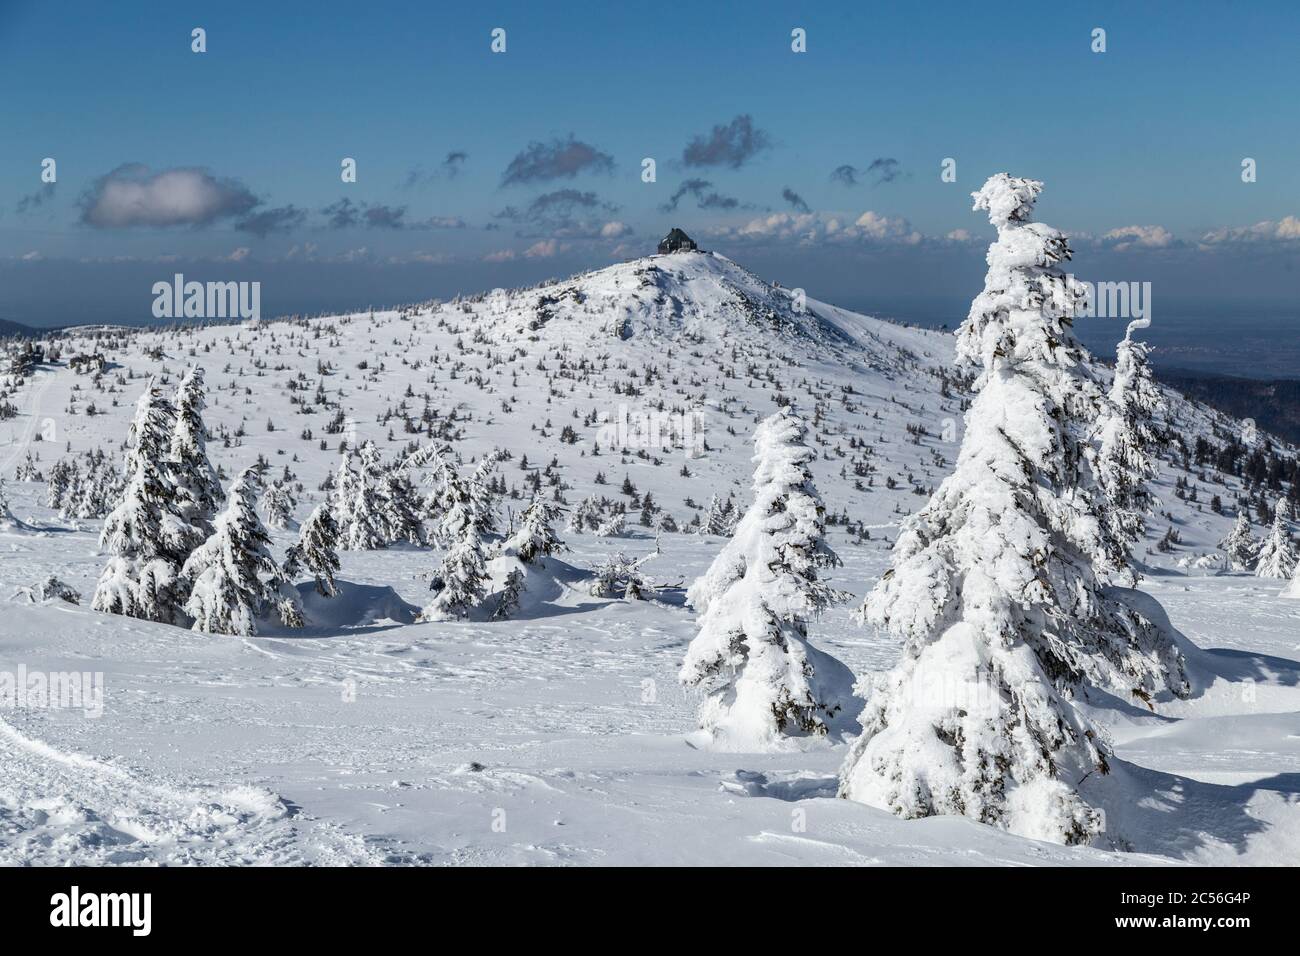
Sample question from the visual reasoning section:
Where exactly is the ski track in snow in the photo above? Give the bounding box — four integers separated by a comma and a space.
0, 714, 393, 866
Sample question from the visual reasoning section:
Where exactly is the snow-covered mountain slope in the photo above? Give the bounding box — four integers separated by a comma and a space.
1, 250, 1297, 865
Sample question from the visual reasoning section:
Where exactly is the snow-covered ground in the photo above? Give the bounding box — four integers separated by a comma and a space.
1, 252, 1297, 865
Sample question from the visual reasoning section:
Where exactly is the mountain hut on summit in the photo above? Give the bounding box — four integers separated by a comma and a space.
657, 228, 697, 254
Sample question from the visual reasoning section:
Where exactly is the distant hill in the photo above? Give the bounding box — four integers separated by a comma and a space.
0, 318, 42, 339
1157, 368, 1300, 444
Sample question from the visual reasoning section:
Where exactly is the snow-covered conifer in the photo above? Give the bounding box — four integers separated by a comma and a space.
92, 378, 192, 623
680, 408, 852, 749
378, 465, 426, 545
283, 503, 342, 598
338, 442, 387, 550
1219, 511, 1258, 572
419, 461, 489, 621
839, 175, 1187, 845
566, 495, 600, 533
1255, 505, 1296, 579
594, 512, 625, 538
1096, 320, 1163, 582
181, 467, 284, 636
503, 495, 565, 564
491, 567, 525, 620
259, 480, 297, 530
168, 365, 223, 538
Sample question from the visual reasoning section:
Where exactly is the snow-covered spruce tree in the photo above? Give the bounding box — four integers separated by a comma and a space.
259, 479, 297, 530
594, 511, 625, 538
566, 495, 600, 534
699, 494, 736, 536
182, 466, 291, 636
1219, 511, 1258, 572
503, 495, 566, 564
46, 458, 74, 508
839, 175, 1187, 845
378, 462, 426, 545
0, 476, 13, 527
336, 442, 387, 550
92, 378, 195, 623
419, 461, 489, 621
467, 452, 503, 538
1255, 505, 1296, 579
168, 365, 223, 537
282, 503, 342, 598
491, 568, 526, 620
1095, 320, 1163, 583
679, 407, 852, 750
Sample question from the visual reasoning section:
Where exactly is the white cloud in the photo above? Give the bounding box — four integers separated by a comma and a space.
523, 239, 563, 259
600, 220, 633, 238
484, 248, 517, 263
80, 164, 258, 228
1200, 215, 1300, 245
1102, 224, 1174, 249
712, 210, 922, 246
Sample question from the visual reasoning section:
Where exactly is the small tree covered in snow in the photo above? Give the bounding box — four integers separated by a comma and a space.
589, 546, 661, 600
467, 451, 504, 538
839, 175, 1187, 845
168, 365, 223, 537
0, 476, 13, 528
378, 465, 426, 545
680, 408, 850, 749
503, 495, 565, 564
182, 466, 287, 636
259, 480, 297, 530
419, 459, 488, 621
491, 568, 526, 620
92, 378, 194, 623
1219, 511, 1258, 572
593, 511, 625, 538
567, 495, 601, 533
1255, 505, 1296, 579
1096, 321, 1162, 582
336, 442, 388, 550
283, 503, 342, 598
699, 494, 736, 536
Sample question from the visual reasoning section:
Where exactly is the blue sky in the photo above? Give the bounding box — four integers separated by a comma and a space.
2, 0, 1298, 329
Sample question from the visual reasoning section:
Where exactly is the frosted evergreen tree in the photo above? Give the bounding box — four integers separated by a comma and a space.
680, 408, 852, 750
1255, 505, 1296, 579
283, 503, 342, 598
1219, 511, 1258, 572
839, 175, 1187, 845
699, 494, 730, 535
567, 495, 601, 533
338, 442, 387, 550
594, 512, 625, 538
491, 568, 526, 620
47, 458, 75, 508
168, 365, 223, 538
93, 378, 193, 623
1096, 320, 1163, 583
503, 495, 565, 564
259, 480, 297, 530
378, 464, 426, 545
182, 467, 286, 636
0, 476, 13, 528
419, 460, 489, 621
13, 452, 41, 482
467, 451, 503, 538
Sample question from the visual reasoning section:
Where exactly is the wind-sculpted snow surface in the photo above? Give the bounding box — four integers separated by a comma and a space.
0, 244, 1297, 864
